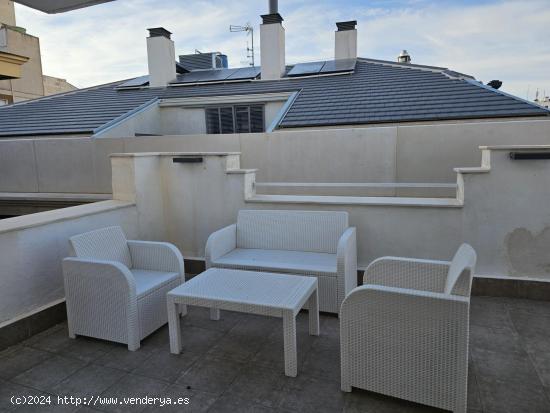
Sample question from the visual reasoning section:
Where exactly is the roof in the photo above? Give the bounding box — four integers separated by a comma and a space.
0, 58, 548, 137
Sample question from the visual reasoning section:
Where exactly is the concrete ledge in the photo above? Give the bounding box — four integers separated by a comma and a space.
0, 192, 111, 202
109, 152, 241, 158
0, 200, 134, 234
247, 194, 463, 207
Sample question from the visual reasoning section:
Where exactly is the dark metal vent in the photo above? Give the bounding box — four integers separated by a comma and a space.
261, 13, 284, 24
336, 21, 357, 31
148, 27, 172, 39
509, 152, 550, 160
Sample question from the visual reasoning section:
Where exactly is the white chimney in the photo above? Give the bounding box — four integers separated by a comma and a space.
335, 21, 357, 60
147, 27, 176, 87
260, 12, 285, 80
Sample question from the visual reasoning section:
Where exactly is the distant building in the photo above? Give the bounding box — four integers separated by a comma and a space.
0, 0, 76, 105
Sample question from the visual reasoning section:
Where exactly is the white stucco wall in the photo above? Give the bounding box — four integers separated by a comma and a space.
0, 201, 137, 325
2, 118, 550, 195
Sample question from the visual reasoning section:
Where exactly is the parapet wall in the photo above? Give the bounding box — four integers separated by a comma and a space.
1, 118, 550, 195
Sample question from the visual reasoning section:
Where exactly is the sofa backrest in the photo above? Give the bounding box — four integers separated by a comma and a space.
236, 210, 349, 253
69, 226, 133, 269
445, 243, 477, 296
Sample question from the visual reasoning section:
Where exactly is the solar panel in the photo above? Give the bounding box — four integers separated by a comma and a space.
287, 61, 325, 77
115, 75, 149, 89
170, 66, 261, 85
226, 66, 261, 80
320, 58, 356, 74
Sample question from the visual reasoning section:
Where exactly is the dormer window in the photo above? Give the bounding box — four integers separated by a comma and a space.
205, 105, 264, 134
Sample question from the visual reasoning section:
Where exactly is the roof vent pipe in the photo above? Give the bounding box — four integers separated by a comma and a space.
269, 0, 278, 14
397, 50, 411, 63
335, 20, 357, 60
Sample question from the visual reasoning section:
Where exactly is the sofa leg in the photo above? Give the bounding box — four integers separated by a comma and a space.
128, 342, 140, 351
179, 304, 188, 317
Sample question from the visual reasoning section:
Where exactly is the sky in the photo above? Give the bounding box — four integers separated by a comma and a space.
14, 0, 550, 100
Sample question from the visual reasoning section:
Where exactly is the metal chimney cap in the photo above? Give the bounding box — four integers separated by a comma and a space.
148, 27, 172, 39
336, 21, 357, 31
261, 13, 284, 24
397, 49, 411, 63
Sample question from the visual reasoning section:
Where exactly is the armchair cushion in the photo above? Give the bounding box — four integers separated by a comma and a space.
212, 248, 337, 277
130, 269, 180, 298
70, 226, 132, 269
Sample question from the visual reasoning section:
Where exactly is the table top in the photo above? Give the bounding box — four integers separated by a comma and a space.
168, 268, 317, 311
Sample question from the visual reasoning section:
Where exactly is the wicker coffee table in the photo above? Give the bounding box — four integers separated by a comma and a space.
167, 268, 319, 377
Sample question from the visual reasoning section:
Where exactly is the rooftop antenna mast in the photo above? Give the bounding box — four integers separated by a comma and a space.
229, 23, 255, 66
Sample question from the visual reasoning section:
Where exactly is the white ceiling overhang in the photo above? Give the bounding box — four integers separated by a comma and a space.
13, 0, 115, 13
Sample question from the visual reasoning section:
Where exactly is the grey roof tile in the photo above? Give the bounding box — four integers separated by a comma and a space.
0, 59, 547, 137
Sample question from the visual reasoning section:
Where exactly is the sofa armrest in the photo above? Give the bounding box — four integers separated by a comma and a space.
205, 224, 237, 268
363, 257, 450, 293
337, 227, 358, 305
127, 240, 185, 282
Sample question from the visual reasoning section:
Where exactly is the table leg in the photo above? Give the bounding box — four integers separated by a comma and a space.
308, 288, 320, 336
210, 307, 220, 320
167, 296, 182, 354
283, 311, 298, 377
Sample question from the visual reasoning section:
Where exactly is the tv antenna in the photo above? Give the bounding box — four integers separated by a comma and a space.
230, 23, 255, 66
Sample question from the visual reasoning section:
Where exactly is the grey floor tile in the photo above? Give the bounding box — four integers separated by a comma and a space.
469, 324, 524, 355
251, 331, 313, 372
177, 325, 225, 354
175, 356, 245, 395
279, 374, 344, 413
24, 328, 73, 353
0, 347, 53, 380
503, 298, 550, 317
470, 297, 514, 328
522, 336, 550, 387
60, 337, 116, 363
138, 325, 170, 353
471, 347, 541, 384
12, 355, 87, 392
509, 312, 550, 341
467, 361, 483, 412
227, 366, 287, 408
301, 340, 341, 382
475, 375, 550, 413
141, 383, 217, 413
50, 364, 126, 398
343, 388, 443, 412
92, 346, 153, 372
131, 350, 200, 383
207, 394, 275, 413
182, 306, 244, 332
206, 331, 267, 363
97, 374, 169, 413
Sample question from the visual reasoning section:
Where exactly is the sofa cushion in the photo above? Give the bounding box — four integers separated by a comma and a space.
236, 210, 348, 254
212, 248, 337, 277
131, 269, 180, 298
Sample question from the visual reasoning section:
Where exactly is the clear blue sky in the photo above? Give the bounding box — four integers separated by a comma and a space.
14, 0, 550, 100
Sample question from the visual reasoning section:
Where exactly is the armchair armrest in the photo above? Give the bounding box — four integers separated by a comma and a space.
337, 227, 357, 303
62, 257, 139, 347
363, 257, 450, 293
127, 240, 185, 281
62, 257, 137, 296
205, 224, 237, 268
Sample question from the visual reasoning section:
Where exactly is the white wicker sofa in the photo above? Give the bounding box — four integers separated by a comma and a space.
62, 226, 185, 351
205, 210, 357, 313
340, 244, 477, 413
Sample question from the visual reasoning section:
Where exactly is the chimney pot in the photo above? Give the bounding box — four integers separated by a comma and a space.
336, 20, 357, 31
269, 0, 278, 14
148, 27, 172, 39
261, 13, 284, 24
397, 50, 411, 63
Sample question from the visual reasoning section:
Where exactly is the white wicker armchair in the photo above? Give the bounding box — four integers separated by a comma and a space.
340, 244, 477, 413
62, 226, 185, 351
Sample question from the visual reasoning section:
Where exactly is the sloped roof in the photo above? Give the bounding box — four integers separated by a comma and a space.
0, 58, 547, 137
